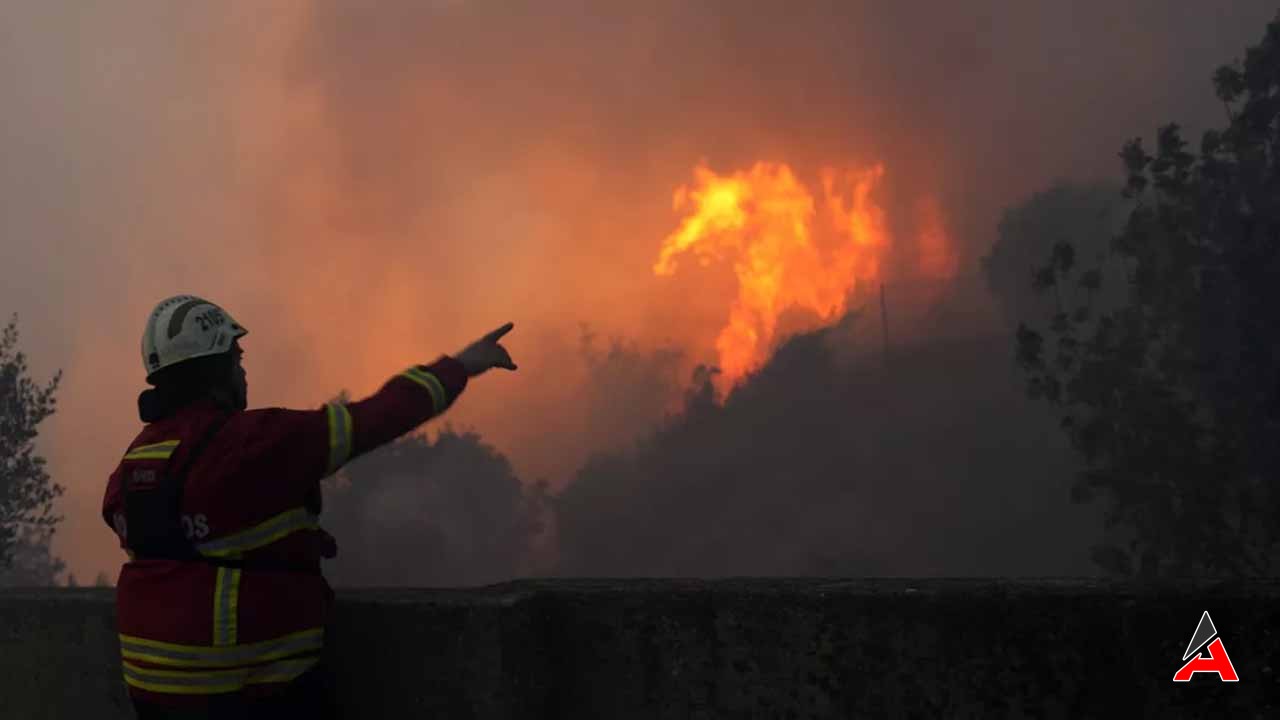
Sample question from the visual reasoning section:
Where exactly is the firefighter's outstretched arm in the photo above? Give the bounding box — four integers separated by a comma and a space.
328, 322, 517, 469
234, 323, 518, 512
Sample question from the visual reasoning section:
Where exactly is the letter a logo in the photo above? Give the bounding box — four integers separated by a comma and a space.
1173, 611, 1239, 682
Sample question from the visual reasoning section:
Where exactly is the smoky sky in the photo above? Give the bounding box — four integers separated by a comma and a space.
0, 1, 1274, 581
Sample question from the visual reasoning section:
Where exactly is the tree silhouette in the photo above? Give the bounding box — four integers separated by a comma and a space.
983, 183, 1128, 329
321, 428, 546, 587
0, 524, 65, 587
1017, 14, 1280, 576
556, 326, 1096, 578
0, 315, 63, 576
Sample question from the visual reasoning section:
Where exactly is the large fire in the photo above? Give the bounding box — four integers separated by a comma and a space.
655, 161, 917, 387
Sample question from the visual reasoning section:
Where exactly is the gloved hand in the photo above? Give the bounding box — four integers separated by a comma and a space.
454, 322, 518, 377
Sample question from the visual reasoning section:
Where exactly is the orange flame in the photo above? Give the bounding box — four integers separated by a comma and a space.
654, 161, 890, 386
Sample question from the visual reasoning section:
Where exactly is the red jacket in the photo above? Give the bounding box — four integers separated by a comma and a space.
102, 357, 468, 705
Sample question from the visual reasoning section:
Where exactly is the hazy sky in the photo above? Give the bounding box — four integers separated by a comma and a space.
1, 1, 1274, 581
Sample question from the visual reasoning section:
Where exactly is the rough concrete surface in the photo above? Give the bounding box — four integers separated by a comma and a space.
1, 579, 1277, 718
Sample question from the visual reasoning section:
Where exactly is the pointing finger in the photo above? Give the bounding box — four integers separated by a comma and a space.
485, 322, 515, 342
496, 346, 517, 370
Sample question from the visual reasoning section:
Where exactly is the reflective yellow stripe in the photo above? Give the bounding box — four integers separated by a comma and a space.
121, 656, 319, 695
119, 628, 324, 669
120, 628, 322, 656
402, 367, 447, 413
123, 451, 175, 461
325, 402, 354, 475
196, 507, 319, 557
123, 439, 181, 461
212, 567, 241, 647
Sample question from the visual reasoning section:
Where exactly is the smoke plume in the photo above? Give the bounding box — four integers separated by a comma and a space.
0, 1, 1274, 580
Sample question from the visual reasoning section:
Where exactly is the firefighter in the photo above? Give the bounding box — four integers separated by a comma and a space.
102, 295, 516, 717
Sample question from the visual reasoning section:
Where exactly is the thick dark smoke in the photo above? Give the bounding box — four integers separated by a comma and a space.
556, 317, 1100, 577
573, 328, 686, 460
321, 430, 548, 587
319, 335, 681, 586
983, 182, 1131, 329
293, 0, 1275, 268
1, 1, 1275, 581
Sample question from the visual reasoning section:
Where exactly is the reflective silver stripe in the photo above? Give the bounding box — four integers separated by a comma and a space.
122, 663, 241, 694
244, 655, 320, 684
196, 507, 318, 557
212, 566, 241, 647
402, 367, 447, 413
325, 402, 353, 474
122, 655, 319, 695
119, 628, 324, 668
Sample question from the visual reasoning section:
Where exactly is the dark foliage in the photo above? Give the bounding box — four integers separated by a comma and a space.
556, 323, 1099, 577
1017, 15, 1280, 576
983, 183, 1129, 329
321, 428, 549, 587
0, 314, 63, 577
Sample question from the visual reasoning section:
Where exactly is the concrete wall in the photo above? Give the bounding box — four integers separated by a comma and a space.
2, 579, 1277, 718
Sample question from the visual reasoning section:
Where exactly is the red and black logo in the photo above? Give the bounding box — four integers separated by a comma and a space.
1173, 611, 1239, 683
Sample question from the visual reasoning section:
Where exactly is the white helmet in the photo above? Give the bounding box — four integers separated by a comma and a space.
141, 295, 248, 380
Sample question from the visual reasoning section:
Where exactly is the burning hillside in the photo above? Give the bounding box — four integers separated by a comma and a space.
654, 161, 956, 388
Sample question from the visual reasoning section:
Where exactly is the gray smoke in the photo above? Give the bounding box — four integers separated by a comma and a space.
1, 1, 1274, 580
556, 315, 1102, 577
